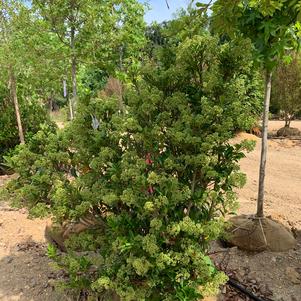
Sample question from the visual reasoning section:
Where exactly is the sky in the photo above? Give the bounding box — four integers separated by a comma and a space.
141, 0, 191, 24
25, 0, 207, 24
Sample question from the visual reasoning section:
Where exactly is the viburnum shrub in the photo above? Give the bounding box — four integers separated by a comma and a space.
51, 35, 260, 300
6, 27, 262, 301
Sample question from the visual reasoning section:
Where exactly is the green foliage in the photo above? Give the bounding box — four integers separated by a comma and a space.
271, 54, 301, 124
33, 0, 146, 97
78, 67, 108, 96
0, 0, 68, 171
5, 11, 262, 301
0, 90, 55, 171
211, 0, 301, 70
0, 1, 67, 106
4, 123, 71, 216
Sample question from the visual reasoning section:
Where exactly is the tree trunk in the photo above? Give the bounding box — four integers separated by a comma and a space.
63, 79, 73, 120
71, 56, 77, 115
9, 67, 25, 145
285, 113, 290, 127
70, 25, 77, 120
49, 95, 53, 112
257, 71, 272, 218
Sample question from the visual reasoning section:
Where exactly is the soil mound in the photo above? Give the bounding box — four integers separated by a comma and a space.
236, 132, 259, 141
277, 126, 301, 137
227, 215, 296, 252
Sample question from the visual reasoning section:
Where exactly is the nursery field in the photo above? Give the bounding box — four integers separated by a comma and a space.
0, 121, 300, 301
2, 1, 301, 300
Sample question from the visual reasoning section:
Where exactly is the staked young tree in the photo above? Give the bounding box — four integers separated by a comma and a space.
210, 0, 301, 218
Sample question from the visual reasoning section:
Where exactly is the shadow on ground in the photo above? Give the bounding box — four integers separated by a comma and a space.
0, 238, 69, 301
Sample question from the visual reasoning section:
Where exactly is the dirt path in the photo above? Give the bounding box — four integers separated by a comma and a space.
0, 176, 66, 301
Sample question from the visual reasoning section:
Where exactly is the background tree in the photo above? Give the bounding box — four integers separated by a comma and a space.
0, 1, 64, 172
271, 55, 301, 128
33, 0, 146, 119
32, 0, 93, 119
0, 0, 25, 144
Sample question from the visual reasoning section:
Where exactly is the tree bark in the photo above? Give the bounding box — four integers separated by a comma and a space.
71, 56, 77, 115
49, 94, 53, 112
70, 25, 77, 120
257, 71, 272, 218
63, 79, 73, 120
9, 67, 25, 145
285, 113, 290, 127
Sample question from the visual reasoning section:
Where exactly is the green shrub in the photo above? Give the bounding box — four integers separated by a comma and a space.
5, 29, 261, 301
4, 123, 72, 216
0, 84, 56, 173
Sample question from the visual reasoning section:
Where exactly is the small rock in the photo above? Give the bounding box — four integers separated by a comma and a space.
265, 284, 272, 294
30, 279, 37, 287
4, 256, 13, 264
255, 277, 261, 283
236, 275, 244, 283
286, 267, 301, 284
47, 272, 57, 279
229, 246, 238, 253
19, 208, 27, 214
47, 279, 56, 287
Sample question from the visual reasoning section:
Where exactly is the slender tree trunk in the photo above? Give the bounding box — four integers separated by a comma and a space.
63, 79, 73, 120
71, 56, 77, 114
285, 113, 289, 127
68, 93, 73, 121
70, 25, 77, 120
49, 94, 53, 112
257, 71, 272, 218
9, 66, 25, 144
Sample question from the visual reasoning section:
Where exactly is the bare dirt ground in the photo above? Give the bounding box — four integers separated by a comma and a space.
212, 120, 301, 301
238, 120, 301, 229
0, 176, 68, 301
0, 120, 300, 301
